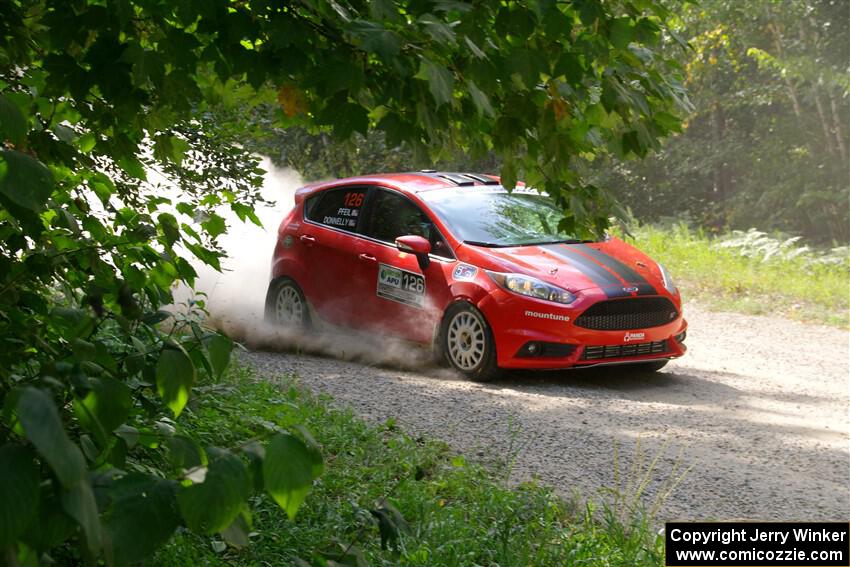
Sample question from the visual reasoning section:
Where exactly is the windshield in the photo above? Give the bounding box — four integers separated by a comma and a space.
420, 189, 586, 247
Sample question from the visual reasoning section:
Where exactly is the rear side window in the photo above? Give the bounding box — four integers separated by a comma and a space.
364, 190, 454, 259
305, 187, 367, 232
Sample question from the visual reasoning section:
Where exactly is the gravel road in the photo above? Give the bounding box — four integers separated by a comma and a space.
242, 303, 850, 523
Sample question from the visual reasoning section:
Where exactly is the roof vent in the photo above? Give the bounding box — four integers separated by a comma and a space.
437, 173, 476, 186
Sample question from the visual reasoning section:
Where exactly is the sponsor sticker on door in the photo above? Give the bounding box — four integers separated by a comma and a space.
377, 263, 426, 308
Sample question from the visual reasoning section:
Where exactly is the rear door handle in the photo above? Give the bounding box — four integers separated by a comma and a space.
300, 234, 317, 246
358, 253, 377, 263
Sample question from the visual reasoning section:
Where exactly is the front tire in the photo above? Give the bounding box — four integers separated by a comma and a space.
264, 277, 311, 329
439, 303, 500, 382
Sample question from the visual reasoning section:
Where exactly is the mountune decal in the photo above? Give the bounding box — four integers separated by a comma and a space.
525, 310, 570, 322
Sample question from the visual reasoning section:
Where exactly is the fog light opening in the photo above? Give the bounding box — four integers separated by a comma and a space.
516, 342, 577, 358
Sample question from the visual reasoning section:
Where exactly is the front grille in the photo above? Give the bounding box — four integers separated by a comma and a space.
574, 297, 678, 330
582, 340, 668, 361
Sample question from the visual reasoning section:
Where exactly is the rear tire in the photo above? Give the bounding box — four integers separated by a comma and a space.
439, 303, 500, 382
265, 277, 311, 329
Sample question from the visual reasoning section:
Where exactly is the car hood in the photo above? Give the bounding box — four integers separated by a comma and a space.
465, 239, 665, 294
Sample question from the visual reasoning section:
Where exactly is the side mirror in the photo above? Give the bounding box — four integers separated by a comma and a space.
396, 235, 431, 271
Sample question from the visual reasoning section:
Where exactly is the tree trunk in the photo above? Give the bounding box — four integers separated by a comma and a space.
811, 80, 836, 156
711, 101, 729, 225
767, 21, 803, 122
828, 91, 848, 167
800, 21, 837, 156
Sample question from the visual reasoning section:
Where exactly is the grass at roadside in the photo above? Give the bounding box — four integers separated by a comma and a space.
627, 225, 849, 327
155, 366, 663, 566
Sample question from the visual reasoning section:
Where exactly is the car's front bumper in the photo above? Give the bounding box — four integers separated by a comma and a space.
478, 288, 688, 370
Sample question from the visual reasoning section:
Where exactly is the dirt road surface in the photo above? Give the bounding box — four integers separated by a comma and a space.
243, 303, 850, 522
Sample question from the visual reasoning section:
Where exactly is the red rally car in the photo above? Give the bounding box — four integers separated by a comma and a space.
266, 171, 687, 381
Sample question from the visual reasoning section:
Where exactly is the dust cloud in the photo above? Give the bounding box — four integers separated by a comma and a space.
182, 158, 439, 371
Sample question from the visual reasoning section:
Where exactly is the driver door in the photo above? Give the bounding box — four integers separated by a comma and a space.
355, 188, 454, 343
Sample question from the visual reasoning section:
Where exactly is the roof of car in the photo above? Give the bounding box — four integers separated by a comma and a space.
294, 171, 518, 202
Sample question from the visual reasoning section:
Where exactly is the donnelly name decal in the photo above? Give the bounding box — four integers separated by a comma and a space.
525, 310, 569, 322
623, 331, 645, 342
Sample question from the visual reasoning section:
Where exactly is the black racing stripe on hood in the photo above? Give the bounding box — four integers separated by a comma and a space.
543, 245, 631, 298
574, 244, 658, 295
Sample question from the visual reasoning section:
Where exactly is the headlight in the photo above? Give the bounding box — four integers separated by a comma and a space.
486, 272, 576, 304
658, 263, 677, 294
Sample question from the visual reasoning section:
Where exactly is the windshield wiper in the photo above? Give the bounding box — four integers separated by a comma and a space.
533, 239, 595, 245
464, 239, 594, 248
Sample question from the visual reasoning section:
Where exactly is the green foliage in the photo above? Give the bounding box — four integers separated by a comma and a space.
0, 446, 39, 548
156, 346, 197, 418
155, 367, 664, 566
593, 0, 849, 243
0, 0, 686, 562
177, 449, 252, 534
213, 0, 688, 235
628, 223, 850, 326
264, 433, 323, 520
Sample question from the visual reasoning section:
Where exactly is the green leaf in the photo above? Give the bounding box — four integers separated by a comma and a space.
418, 14, 456, 44
203, 333, 232, 380
185, 242, 223, 271
201, 213, 226, 238
170, 136, 190, 165
177, 448, 250, 534
167, 435, 206, 472
0, 446, 40, 547
264, 433, 316, 520
231, 202, 262, 227
105, 474, 180, 565
74, 377, 133, 442
158, 212, 180, 247
20, 487, 76, 552
51, 307, 95, 339
466, 80, 494, 117
418, 59, 454, 106
0, 149, 54, 211
220, 508, 251, 548
0, 94, 27, 145
17, 388, 87, 488
347, 20, 401, 60
117, 154, 147, 180
71, 338, 97, 361
61, 477, 102, 554
292, 424, 324, 479
78, 132, 97, 153
609, 17, 634, 50
500, 160, 518, 190
156, 346, 196, 417
370, 0, 402, 22
464, 37, 486, 59
324, 101, 369, 139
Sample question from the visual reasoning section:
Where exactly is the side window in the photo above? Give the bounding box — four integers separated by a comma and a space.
365, 190, 454, 259
305, 187, 367, 232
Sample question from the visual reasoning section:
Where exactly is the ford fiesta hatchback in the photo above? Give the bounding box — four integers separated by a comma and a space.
266, 171, 687, 381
